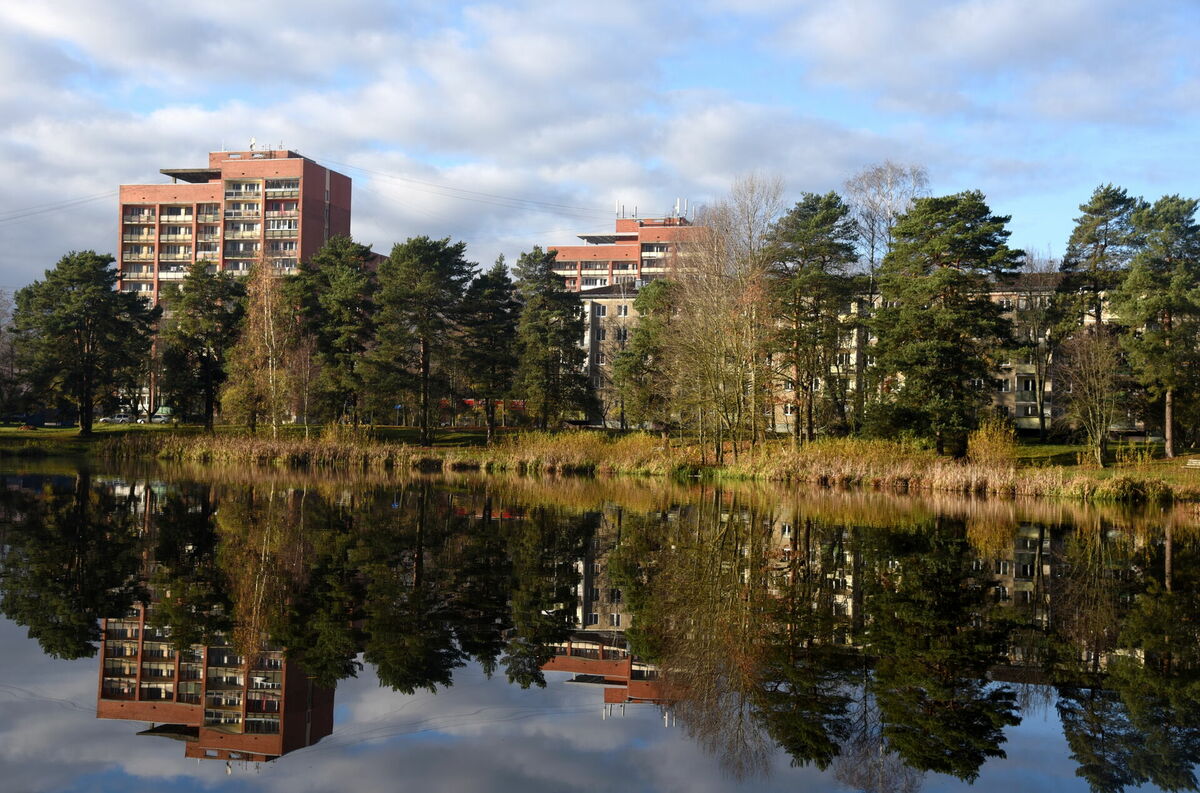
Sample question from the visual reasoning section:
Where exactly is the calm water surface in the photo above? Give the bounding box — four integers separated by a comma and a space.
0, 464, 1196, 792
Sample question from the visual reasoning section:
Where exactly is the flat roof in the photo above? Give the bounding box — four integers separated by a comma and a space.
160, 168, 221, 183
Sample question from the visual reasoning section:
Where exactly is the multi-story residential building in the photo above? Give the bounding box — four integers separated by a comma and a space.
117, 149, 351, 302
96, 604, 334, 764
549, 216, 699, 291
577, 273, 1066, 434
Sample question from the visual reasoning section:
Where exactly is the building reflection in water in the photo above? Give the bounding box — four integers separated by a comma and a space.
97, 604, 334, 763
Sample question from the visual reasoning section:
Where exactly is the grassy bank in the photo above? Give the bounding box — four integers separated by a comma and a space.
5, 425, 1199, 504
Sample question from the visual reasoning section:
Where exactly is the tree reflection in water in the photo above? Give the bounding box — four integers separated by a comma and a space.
0, 471, 1196, 790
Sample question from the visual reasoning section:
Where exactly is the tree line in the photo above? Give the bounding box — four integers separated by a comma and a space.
4, 238, 594, 440
4, 163, 1198, 462
611, 172, 1200, 464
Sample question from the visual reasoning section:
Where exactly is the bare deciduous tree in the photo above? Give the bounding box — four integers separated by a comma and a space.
843, 161, 930, 277
1060, 327, 1124, 466
671, 174, 783, 460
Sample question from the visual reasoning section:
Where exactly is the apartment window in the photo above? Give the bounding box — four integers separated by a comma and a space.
609, 613, 622, 627
590, 587, 600, 601
1022, 405, 1038, 417
269, 240, 298, 252
615, 327, 628, 342
596, 352, 607, 365
581, 278, 607, 287
595, 304, 607, 317
783, 404, 796, 416
998, 297, 1013, 310
596, 328, 607, 342
781, 523, 793, 537
783, 379, 795, 391
610, 588, 622, 603
586, 613, 599, 626
617, 304, 629, 317
266, 218, 298, 230
994, 379, 1011, 392
836, 353, 852, 367
1018, 377, 1036, 392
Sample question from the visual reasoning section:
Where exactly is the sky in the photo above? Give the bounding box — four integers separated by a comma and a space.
1, 0, 1198, 292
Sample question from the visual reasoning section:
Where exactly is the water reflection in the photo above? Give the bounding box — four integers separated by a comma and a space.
0, 469, 1196, 790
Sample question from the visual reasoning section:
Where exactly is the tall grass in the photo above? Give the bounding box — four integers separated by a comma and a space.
94, 429, 1192, 504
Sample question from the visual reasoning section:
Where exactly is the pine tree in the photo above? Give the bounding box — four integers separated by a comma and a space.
378, 236, 474, 444
1111, 195, 1200, 458
159, 260, 245, 430
457, 255, 518, 444
1062, 184, 1145, 326
13, 250, 158, 435
513, 247, 592, 429
291, 236, 375, 423
613, 279, 676, 436
768, 192, 858, 444
875, 191, 1022, 454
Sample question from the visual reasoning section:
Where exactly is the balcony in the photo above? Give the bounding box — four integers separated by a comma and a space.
123, 252, 154, 261
159, 233, 192, 242
123, 215, 155, 224
197, 212, 220, 222
101, 686, 136, 701
122, 234, 154, 243
160, 213, 193, 223
158, 269, 187, 280
224, 208, 261, 218
265, 209, 298, 218
159, 252, 192, 262
197, 233, 221, 242
225, 190, 260, 200
226, 230, 260, 239
265, 228, 298, 238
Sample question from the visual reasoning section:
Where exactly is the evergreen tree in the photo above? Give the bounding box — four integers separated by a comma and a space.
13, 251, 158, 435
1062, 184, 1145, 326
1110, 195, 1200, 458
378, 237, 474, 444
612, 279, 676, 435
875, 191, 1022, 454
768, 192, 859, 444
0, 473, 144, 659
457, 255, 518, 444
159, 260, 245, 430
291, 236, 375, 422
513, 247, 592, 429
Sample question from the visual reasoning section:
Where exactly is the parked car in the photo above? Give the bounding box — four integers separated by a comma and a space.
149, 406, 174, 424
99, 413, 133, 424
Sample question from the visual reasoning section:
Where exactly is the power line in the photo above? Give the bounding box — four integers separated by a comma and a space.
0, 191, 118, 225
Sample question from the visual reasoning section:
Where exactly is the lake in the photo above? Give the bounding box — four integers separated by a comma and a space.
0, 463, 1196, 792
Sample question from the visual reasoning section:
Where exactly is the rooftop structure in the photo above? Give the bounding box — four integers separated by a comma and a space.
549, 216, 700, 292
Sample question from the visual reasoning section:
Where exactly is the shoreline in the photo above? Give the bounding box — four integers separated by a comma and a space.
2, 428, 1193, 505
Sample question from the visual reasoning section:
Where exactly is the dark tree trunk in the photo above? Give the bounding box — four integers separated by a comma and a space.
419, 336, 431, 446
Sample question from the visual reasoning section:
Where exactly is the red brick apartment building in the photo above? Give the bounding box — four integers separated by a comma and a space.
550, 216, 700, 291
97, 605, 333, 763
118, 149, 351, 302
